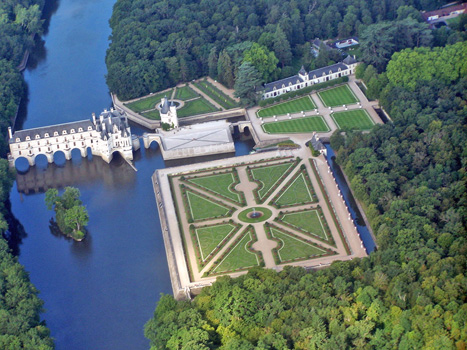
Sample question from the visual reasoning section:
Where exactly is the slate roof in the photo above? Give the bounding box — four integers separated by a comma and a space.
161, 96, 170, 114
298, 66, 307, 75
343, 55, 357, 65
264, 62, 349, 93
97, 109, 129, 139
10, 120, 94, 143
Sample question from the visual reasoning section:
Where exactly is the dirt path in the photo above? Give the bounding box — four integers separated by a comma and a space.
189, 83, 225, 111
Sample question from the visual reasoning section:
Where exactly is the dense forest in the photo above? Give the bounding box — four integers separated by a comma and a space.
105, 0, 456, 101
0, 0, 53, 348
143, 7, 467, 350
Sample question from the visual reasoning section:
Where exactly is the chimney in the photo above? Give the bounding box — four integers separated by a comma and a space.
92, 113, 96, 125
8, 127, 13, 139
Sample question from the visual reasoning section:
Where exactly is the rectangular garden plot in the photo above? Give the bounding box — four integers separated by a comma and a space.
257, 96, 316, 118
181, 186, 235, 222
193, 80, 238, 109
174, 85, 198, 100
177, 97, 218, 117
262, 116, 330, 134
331, 109, 375, 130
125, 90, 173, 113
317, 85, 359, 107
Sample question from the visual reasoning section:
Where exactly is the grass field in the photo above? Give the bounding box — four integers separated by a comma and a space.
186, 191, 231, 221
141, 110, 160, 120
188, 173, 242, 203
125, 90, 173, 113
257, 96, 316, 118
251, 162, 295, 200
272, 228, 326, 262
174, 85, 198, 100
213, 232, 259, 273
177, 97, 218, 118
194, 80, 238, 109
274, 173, 314, 206
282, 210, 328, 240
195, 224, 236, 261
262, 116, 330, 134
318, 85, 359, 107
331, 109, 375, 130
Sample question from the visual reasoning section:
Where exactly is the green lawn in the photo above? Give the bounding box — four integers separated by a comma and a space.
175, 85, 199, 100
273, 173, 315, 207
187, 172, 242, 203
331, 109, 375, 130
195, 224, 237, 261
177, 97, 218, 118
238, 207, 273, 223
262, 116, 330, 134
141, 110, 160, 120
271, 228, 326, 262
257, 96, 316, 118
251, 162, 295, 200
194, 80, 238, 109
125, 90, 173, 113
282, 210, 328, 240
317, 85, 359, 107
213, 232, 259, 273
186, 190, 231, 221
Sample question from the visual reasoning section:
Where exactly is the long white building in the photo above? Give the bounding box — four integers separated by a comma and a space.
262, 55, 358, 99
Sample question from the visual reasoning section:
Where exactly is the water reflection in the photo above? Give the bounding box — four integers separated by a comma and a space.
15, 153, 137, 194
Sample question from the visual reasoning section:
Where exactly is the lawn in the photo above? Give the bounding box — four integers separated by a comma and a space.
195, 224, 237, 261
331, 109, 375, 130
271, 228, 326, 262
213, 232, 259, 273
177, 97, 218, 118
185, 190, 231, 221
187, 172, 242, 203
194, 80, 238, 109
281, 210, 328, 240
317, 85, 359, 107
175, 85, 198, 100
250, 162, 296, 200
262, 116, 330, 134
273, 173, 315, 207
141, 110, 160, 120
238, 207, 273, 223
125, 90, 173, 113
257, 96, 316, 118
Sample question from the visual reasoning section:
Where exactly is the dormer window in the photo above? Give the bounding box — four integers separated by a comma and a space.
282, 84, 285, 88
273, 86, 276, 90
16, 138, 20, 143
35, 135, 40, 139
26, 136, 31, 141
87, 126, 92, 131
322, 72, 326, 76
78, 127, 83, 132
338, 68, 341, 72
62, 130, 67, 135
289, 82, 292, 86
71, 129, 75, 133
44, 133, 49, 137
313, 75, 317, 79
54, 131, 58, 136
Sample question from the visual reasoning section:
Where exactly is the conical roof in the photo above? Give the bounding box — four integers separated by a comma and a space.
161, 96, 170, 114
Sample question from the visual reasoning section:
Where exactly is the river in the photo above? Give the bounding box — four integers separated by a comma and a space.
9, 0, 253, 349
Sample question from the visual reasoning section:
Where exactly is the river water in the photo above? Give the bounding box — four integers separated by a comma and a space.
9, 0, 252, 349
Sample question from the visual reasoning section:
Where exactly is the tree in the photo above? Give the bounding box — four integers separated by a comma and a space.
234, 61, 263, 106
217, 50, 235, 88
45, 187, 89, 241
208, 47, 218, 79
243, 43, 279, 82
273, 26, 292, 68
14, 4, 43, 34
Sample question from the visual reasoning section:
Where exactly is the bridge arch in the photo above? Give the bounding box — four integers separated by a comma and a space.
14, 156, 31, 172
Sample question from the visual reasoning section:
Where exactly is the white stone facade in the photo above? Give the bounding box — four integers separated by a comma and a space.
8, 109, 134, 166
160, 97, 179, 129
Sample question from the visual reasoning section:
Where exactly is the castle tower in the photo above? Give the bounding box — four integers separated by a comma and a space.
160, 96, 179, 129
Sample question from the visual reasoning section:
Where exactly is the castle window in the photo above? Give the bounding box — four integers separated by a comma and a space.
54, 132, 58, 136
88, 126, 92, 131
26, 136, 31, 141
35, 135, 40, 139
44, 133, 49, 137
313, 75, 316, 79
322, 72, 326, 76
62, 130, 67, 135
71, 129, 75, 133
78, 128, 83, 132
338, 68, 341, 72
16, 138, 20, 142
329, 70, 332, 74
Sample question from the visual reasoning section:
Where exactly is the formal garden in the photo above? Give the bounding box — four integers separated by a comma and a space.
166, 156, 348, 281
193, 79, 239, 109
262, 116, 330, 134
317, 84, 360, 107
257, 95, 316, 118
331, 109, 375, 130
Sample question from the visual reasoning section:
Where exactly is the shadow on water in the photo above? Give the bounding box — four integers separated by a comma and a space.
48, 219, 93, 259
2, 200, 28, 256
42, 0, 61, 36
14, 153, 137, 195
324, 144, 377, 253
